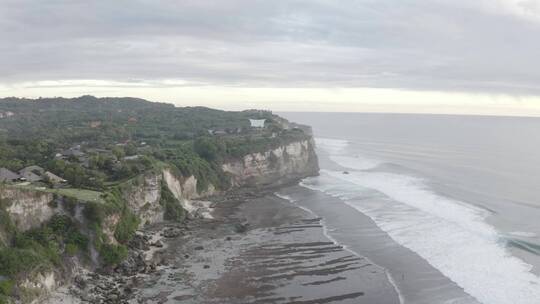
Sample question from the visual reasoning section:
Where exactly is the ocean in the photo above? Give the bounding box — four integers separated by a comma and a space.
278, 112, 540, 304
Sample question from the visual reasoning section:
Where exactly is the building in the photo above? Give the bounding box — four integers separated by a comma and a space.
19, 165, 45, 176
0, 168, 20, 182
43, 171, 67, 184
249, 119, 266, 128
60, 147, 85, 158
0, 111, 14, 119
18, 166, 45, 182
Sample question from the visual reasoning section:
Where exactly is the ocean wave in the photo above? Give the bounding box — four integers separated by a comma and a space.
301, 169, 540, 304
316, 137, 382, 170
315, 137, 350, 154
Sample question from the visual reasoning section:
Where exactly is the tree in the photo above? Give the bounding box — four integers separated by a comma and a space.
193, 137, 219, 161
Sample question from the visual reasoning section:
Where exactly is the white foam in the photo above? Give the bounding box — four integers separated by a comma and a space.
274, 193, 297, 203
302, 169, 540, 304
316, 137, 381, 170
315, 137, 349, 154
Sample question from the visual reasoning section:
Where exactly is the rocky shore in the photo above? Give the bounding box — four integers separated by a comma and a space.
47, 186, 399, 304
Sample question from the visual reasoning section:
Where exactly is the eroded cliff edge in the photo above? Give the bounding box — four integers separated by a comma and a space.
0, 133, 319, 304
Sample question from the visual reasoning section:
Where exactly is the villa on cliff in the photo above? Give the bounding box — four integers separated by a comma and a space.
0, 168, 19, 182
249, 119, 266, 128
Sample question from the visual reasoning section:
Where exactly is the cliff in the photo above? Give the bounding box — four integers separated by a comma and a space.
0, 135, 318, 304
223, 138, 319, 187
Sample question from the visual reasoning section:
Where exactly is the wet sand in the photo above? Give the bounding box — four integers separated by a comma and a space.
132, 193, 401, 304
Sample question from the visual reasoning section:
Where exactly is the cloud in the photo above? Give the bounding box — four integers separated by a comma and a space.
1, 0, 540, 95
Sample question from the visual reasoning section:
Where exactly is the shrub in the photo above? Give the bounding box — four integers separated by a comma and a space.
193, 137, 220, 161
62, 197, 78, 216
65, 243, 79, 256
99, 244, 127, 266
83, 202, 104, 225
114, 210, 139, 244
0, 248, 40, 277
0, 207, 15, 237
159, 182, 184, 222
0, 279, 14, 296
0, 295, 9, 304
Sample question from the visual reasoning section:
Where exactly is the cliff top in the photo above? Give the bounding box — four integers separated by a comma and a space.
0, 96, 312, 192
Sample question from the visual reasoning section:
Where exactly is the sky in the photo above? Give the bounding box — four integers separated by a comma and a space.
2, 0, 540, 115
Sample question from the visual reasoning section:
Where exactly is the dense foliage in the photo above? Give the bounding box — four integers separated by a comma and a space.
160, 182, 184, 222
0, 215, 88, 287
0, 96, 306, 191
0, 96, 313, 303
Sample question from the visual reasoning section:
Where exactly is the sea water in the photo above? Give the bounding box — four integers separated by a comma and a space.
279, 113, 540, 304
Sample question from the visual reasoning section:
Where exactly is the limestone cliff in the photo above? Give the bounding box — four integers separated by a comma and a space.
0, 135, 319, 303
0, 188, 55, 232
223, 138, 319, 187
120, 169, 217, 225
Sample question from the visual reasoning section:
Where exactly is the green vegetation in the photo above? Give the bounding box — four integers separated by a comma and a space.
0, 279, 14, 297
12, 184, 104, 204
114, 210, 140, 244
0, 96, 307, 192
99, 244, 128, 266
160, 182, 184, 222
0, 215, 88, 280
161, 144, 229, 192
0, 96, 313, 302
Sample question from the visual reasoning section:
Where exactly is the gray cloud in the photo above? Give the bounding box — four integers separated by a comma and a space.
2, 0, 540, 94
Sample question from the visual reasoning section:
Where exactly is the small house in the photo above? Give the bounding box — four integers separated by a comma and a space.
0, 168, 20, 183
61, 147, 85, 158
18, 166, 44, 182
249, 119, 266, 128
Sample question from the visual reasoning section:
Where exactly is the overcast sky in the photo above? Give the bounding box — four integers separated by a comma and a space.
2, 0, 540, 115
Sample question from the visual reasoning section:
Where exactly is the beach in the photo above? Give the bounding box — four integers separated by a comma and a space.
47, 187, 400, 304
127, 189, 400, 303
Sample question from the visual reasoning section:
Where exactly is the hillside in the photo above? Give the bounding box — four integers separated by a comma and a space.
0, 96, 318, 304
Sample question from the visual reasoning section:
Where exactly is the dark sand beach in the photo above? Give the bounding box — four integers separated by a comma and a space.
129, 191, 401, 304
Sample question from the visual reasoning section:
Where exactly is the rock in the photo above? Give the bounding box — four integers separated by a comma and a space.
117, 251, 147, 276
108, 293, 119, 301
74, 275, 87, 289
150, 240, 164, 248
128, 234, 150, 251
343, 171, 349, 174
234, 222, 249, 233
194, 246, 204, 251
163, 228, 182, 238
203, 265, 210, 269
80, 291, 96, 302
184, 254, 190, 259
225, 236, 232, 241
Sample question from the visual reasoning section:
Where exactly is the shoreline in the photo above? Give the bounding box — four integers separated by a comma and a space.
48, 186, 400, 304
276, 192, 405, 304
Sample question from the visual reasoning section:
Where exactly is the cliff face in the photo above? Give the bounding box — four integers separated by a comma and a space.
0, 137, 319, 232
223, 138, 319, 187
121, 137, 318, 223
122, 169, 217, 226
0, 188, 55, 231
0, 136, 319, 303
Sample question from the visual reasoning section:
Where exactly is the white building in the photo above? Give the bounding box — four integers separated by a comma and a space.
249, 119, 266, 128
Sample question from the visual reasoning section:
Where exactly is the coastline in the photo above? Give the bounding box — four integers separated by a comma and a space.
48, 186, 400, 304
